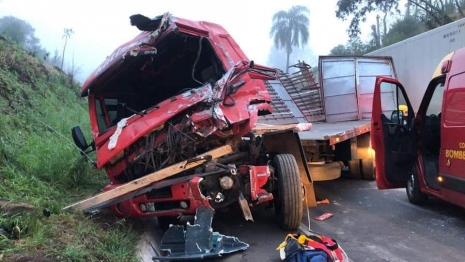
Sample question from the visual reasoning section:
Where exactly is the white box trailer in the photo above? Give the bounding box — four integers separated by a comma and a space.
366, 18, 465, 111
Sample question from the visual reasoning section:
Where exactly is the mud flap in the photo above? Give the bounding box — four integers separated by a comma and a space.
262, 129, 317, 208
153, 206, 249, 260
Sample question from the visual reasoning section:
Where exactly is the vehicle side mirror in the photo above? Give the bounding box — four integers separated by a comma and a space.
71, 126, 88, 151
391, 110, 405, 124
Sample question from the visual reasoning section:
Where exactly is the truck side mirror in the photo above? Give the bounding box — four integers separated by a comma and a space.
71, 126, 89, 151
391, 110, 405, 125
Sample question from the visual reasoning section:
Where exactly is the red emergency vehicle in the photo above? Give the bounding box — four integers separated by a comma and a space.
371, 46, 465, 208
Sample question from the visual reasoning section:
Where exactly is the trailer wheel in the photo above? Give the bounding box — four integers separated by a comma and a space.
307, 162, 341, 181
361, 158, 375, 180
347, 159, 363, 179
406, 170, 428, 205
272, 154, 303, 230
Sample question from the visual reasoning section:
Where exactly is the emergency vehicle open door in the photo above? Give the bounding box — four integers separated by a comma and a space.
371, 76, 416, 189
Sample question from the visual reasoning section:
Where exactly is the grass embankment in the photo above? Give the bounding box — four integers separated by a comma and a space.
0, 37, 140, 262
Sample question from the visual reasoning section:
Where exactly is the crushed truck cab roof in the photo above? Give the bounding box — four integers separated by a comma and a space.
80, 13, 254, 97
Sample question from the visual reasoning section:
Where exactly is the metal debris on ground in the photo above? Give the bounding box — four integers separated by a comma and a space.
314, 212, 334, 221
152, 206, 249, 260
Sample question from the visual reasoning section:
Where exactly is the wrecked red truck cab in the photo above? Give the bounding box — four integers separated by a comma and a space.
71, 13, 314, 230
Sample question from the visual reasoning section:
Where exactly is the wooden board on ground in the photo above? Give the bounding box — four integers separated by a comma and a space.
63, 144, 233, 212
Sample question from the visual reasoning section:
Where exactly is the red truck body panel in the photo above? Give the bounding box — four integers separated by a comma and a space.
82, 13, 278, 173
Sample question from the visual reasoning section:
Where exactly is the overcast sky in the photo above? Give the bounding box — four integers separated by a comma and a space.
0, 0, 383, 82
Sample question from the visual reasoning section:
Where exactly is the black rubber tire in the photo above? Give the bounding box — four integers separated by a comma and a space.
273, 154, 303, 230
347, 159, 363, 179
361, 158, 376, 180
307, 162, 341, 181
406, 170, 428, 205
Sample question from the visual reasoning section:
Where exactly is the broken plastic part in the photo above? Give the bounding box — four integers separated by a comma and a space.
314, 212, 334, 221
153, 206, 249, 260
108, 118, 128, 150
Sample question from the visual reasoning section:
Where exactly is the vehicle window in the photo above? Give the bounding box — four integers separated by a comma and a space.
95, 99, 107, 133
380, 82, 410, 126
444, 72, 465, 127
426, 81, 445, 116
104, 98, 118, 125
95, 98, 120, 133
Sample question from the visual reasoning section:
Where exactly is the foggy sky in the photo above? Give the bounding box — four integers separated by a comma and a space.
0, 0, 383, 83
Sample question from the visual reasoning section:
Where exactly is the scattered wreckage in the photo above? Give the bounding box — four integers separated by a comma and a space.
66, 11, 317, 249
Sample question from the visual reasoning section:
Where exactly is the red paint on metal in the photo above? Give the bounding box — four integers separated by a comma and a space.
248, 166, 270, 201
95, 85, 212, 169
81, 14, 253, 97
103, 177, 210, 218
78, 13, 283, 219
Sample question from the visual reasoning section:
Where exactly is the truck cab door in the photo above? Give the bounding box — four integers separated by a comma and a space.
371, 76, 416, 189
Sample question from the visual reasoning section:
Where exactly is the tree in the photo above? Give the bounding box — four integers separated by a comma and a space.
269, 5, 310, 73
50, 49, 62, 68
329, 36, 375, 55
266, 44, 317, 73
66, 51, 84, 87
0, 16, 37, 47
335, 0, 464, 38
0, 16, 50, 62
382, 16, 426, 46
61, 28, 74, 70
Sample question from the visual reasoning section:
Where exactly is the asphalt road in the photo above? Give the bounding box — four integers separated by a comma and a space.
204, 177, 465, 262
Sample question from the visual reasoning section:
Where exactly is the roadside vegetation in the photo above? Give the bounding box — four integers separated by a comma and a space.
0, 17, 140, 262
330, 0, 465, 55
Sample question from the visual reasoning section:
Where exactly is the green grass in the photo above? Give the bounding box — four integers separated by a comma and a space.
0, 37, 141, 261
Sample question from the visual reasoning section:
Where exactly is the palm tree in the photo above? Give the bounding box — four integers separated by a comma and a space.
270, 5, 310, 73
61, 28, 74, 70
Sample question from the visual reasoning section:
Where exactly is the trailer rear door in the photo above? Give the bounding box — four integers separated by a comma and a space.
319, 56, 397, 122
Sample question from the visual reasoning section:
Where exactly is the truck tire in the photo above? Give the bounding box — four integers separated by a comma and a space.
361, 158, 375, 180
347, 159, 363, 179
272, 154, 303, 230
406, 170, 428, 205
307, 162, 342, 181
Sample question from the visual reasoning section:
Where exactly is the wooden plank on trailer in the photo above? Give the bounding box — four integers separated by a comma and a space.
63, 144, 233, 212
252, 123, 312, 135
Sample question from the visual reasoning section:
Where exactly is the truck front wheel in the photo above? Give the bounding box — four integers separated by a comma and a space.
406, 170, 428, 205
272, 154, 303, 230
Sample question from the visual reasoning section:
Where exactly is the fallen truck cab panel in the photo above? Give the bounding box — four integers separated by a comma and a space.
71, 12, 313, 231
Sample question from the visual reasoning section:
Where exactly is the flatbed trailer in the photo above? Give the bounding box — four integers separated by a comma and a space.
298, 120, 370, 145
263, 55, 398, 181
